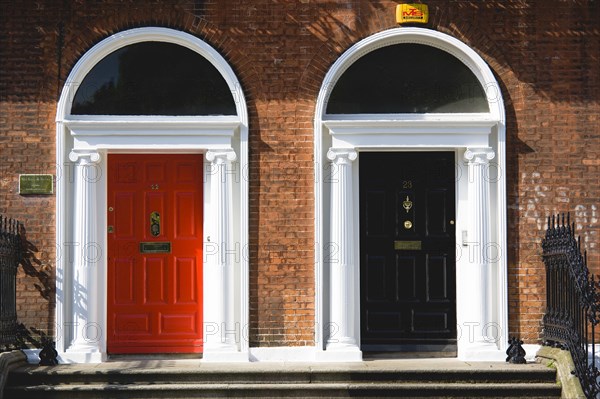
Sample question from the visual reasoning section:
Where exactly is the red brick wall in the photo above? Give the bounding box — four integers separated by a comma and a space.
1, 0, 598, 348
1, 2, 60, 347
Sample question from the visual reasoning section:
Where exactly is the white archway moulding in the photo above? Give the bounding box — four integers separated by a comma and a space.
314, 28, 508, 361
55, 27, 249, 363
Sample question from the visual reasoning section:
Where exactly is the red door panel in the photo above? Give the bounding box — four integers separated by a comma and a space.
107, 154, 203, 353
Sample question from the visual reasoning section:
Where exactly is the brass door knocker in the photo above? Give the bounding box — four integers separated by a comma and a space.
402, 196, 413, 213
150, 211, 160, 237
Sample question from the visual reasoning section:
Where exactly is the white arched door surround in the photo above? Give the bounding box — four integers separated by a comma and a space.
314, 28, 508, 361
55, 27, 249, 363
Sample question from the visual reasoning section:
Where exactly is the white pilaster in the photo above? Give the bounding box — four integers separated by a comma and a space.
203, 149, 245, 361
65, 151, 104, 362
461, 147, 500, 359
323, 148, 361, 361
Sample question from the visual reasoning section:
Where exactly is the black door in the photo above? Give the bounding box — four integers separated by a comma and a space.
360, 152, 456, 353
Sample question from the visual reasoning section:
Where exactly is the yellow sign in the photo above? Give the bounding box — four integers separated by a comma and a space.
396, 4, 429, 24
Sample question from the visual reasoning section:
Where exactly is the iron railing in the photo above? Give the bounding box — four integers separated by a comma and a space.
0, 216, 21, 349
542, 213, 600, 398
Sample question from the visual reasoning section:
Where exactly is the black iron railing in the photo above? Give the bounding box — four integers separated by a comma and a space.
0, 216, 21, 349
542, 213, 600, 398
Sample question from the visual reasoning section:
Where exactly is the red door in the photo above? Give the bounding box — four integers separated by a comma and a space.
107, 154, 203, 353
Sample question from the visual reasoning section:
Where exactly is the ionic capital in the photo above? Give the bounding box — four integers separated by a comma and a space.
206, 149, 237, 164
68, 151, 101, 164
327, 148, 358, 164
464, 147, 495, 164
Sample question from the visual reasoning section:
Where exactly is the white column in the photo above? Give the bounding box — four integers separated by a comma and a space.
65, 151, 103, 361
463, 147, 496, 346
203, 149, 245, 361
324, 148, 361, 360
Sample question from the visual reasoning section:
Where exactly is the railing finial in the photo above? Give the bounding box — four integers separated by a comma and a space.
506, 337, 526, 364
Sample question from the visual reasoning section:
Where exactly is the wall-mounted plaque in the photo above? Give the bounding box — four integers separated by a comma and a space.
19, 174, 54, 195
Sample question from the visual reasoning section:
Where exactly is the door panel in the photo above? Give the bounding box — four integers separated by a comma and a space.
114, 259, 135, 304
144, 257, 166, 304
397, 255, 417, 300
360, 152, 456, 353
108, 154, 203, 354
175, 192, 197, 237
175, 258, 198, 303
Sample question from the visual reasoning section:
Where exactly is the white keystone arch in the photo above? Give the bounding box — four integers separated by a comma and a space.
314, 28, 508, 361
55, 27, 249, 363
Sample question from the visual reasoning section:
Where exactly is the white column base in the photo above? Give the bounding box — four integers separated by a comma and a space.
202, 349, 249, 362
249, 347, 317, 362
318, 346, 362, 362
65, 343, 100, 353
58, 351, 106, 364
458, 342, 504, 361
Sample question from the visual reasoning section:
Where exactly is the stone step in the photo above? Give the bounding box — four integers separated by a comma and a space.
3, 360, 562, 399
6, 362, 557, 386
4, 382, 562, 399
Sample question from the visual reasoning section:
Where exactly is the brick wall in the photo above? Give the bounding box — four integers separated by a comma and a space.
1, 0, 598, 348
1, 1, 60, 347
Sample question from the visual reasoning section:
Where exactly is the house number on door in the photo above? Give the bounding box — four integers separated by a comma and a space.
151, 184, 159, 190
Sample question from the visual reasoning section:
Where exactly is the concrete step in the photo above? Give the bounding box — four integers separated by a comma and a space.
4, 382, 562, 399
6, 365, 558, 386
3, 360, 562, 398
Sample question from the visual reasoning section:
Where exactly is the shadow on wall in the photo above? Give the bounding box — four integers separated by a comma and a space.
14, 225, 55, 350
1, 1, 599, 105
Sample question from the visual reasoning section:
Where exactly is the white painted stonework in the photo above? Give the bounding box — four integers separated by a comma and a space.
202, 149, 246, 362
64, 151, 103, 362
314, 28, 508, 362
463, 148, 496, 340
55, 28, 249, 363
324, 149, 361, 361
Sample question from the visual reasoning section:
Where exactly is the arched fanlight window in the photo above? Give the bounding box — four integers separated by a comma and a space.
326, 44, 489, 114
71, 42, 236, 115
